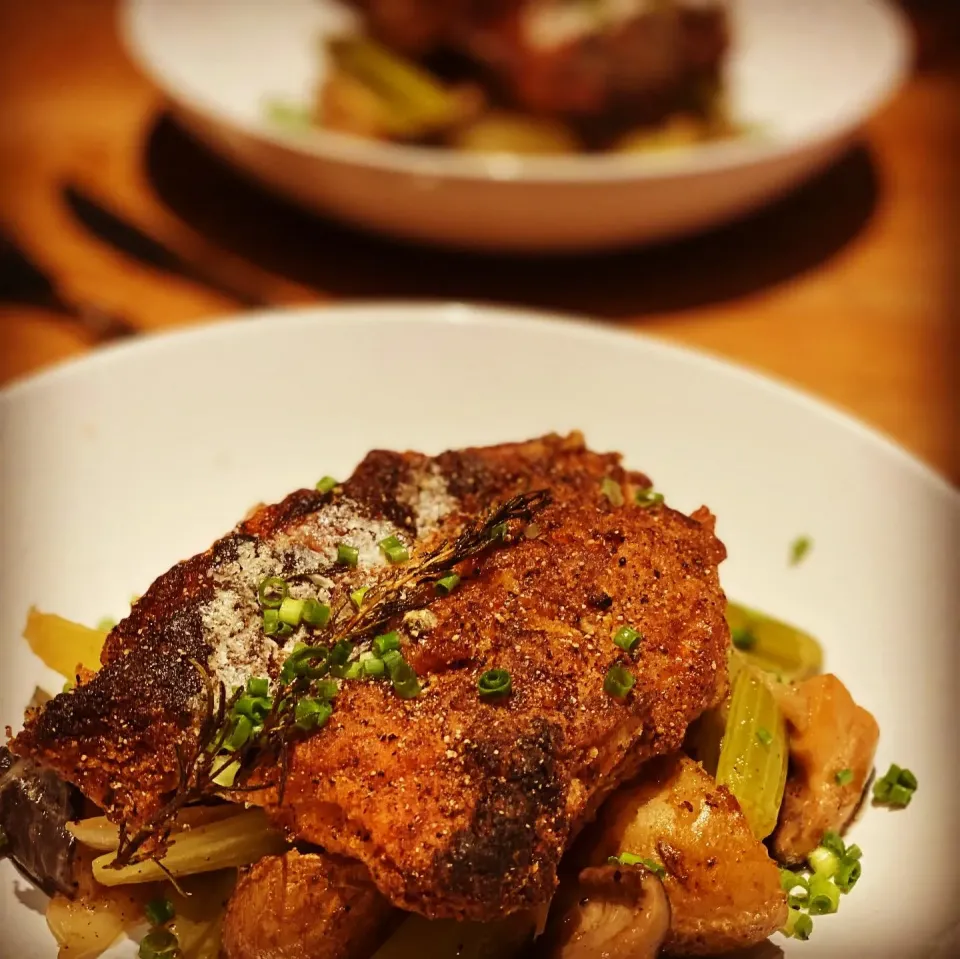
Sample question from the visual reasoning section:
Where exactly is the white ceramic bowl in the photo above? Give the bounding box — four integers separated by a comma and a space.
2, 303, 958, 957
121, 0, 910, 252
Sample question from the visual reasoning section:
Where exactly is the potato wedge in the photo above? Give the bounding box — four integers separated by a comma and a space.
585, 755, 787, 955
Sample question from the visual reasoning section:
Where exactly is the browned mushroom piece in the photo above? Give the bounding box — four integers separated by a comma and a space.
539, 862, 671, 959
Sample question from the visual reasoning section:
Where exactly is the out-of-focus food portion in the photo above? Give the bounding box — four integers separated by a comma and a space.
307, 0, 737, 154
582, 755, 787, 956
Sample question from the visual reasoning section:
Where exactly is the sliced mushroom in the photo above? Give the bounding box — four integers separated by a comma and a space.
538, 863, 671, 959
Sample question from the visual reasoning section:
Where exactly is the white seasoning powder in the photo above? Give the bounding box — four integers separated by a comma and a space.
402, 465, 457, 536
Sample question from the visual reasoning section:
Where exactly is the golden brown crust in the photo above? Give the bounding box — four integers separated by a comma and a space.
222, 850, 396, 959
11, 433, 729, 920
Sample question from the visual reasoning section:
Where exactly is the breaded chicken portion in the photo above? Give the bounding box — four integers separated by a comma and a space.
11, 433, 729, 920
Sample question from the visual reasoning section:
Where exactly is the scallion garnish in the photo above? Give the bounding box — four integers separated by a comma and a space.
820, 831, 846, 858
96, 617, 117, 633
257, 576, 288, 609
278, 597, 305, 627
262, 609, 280, 636
373, 631, 400, 655
612, 626, 641, 652
144, 897, 175, 927
478, 668, 512, 700
730, 626, 756, 651
756, 727, 773, 747
234, 695, 270, 723
246, 677, 269, 698
224, 714, 254, 752
807, 874, 840, 915
280, 643, 328, 683
600, 477, 624, 506
604, 665, 635, 699
295, 697, 333, 731
138, 929, 180, 959
789, 535, 813, 566
834, 857, 861, 894
808, 847, 839, 879
607, 853, 665, 879
782, 908, 813, 940
363, 657, 385, 677
350, 587, 369, 609
342, 661, 364, 680
336, 543, 359, 567
872, 763, 917, 807
329, 640, 353, 668
391, 659, 421, 699
381, 649, 403, 673
435, 573, 460, 596
302, 598, 331, 628
634, 487, 664, 508
379, 535, 409, 564
315, 476, 338, 493
835, 768, 853, 786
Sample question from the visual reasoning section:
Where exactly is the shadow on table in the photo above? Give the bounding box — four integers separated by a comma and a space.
142, 113, 880, 322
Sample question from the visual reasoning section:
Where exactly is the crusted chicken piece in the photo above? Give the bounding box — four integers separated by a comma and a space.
11, 433, 729, 921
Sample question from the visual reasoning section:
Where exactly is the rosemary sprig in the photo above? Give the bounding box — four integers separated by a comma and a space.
111, 489, 550, 868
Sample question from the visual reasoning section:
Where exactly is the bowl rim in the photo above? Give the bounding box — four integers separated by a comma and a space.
119, 0, 911, 185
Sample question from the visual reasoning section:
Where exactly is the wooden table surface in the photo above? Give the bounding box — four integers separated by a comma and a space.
1, 0, 957, 481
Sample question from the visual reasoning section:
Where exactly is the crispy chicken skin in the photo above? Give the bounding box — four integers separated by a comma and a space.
584, 755, 787, 955
222, 850, 397, 959
771, 674, 879, 864
11, 433, 730, 921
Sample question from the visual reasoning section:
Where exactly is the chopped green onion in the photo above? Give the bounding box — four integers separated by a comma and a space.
336, 543, 359, 566
435, 573, 460, 596
604, 665, 635, 699
600, 477, 624, 506
789, 535, 813, 566
730, 626, 756, 651
756, 727, 773, 747
276, 621, 294, 638
329, 640, 353, 668
834, 857, 861, 893
144, 897, 175, 927
873, 763, 917, 807
246, 677, 269, 698
782, 908, 813, 940
302, 598, 331, 628
835, 768, 854, 786
234, 695, 270, 723
844, 843, 862, 862
612, 626, 641, 652
280, 644, 328, 683
342, 661, 364, 680
780, 870, 810, 908
478, 668, 512, 700
807, 874, 840, 915
62, 680, 74, 693
363, 657, 385, 677
381, 649, 403, 673
263, 609, 280, 636
295, 697, 333, 731
96, 617, 117, 632
808, 847, 839, 879
391, 659, 421, 699
634, 487, 665, 508
315, 476, 338, 493
350, 586, 369, 609
374, 631, 401, 655
278, 597, 305, 627
257, 576, 288, 609
820, 831, 846, 858
379, 535, 410, 564
139, 928, 180, 959
224, 714, 254, 752
314, 679, 339, 700
607, 853, 665, 879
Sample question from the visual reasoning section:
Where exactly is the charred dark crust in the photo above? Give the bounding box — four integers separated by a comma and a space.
427, 720, 565, 909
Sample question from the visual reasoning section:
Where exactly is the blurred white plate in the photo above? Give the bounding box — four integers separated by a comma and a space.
121, 0, 909, 251
2, 304, 957, 957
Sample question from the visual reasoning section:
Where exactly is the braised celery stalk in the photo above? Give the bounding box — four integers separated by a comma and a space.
715, 665, 789, 839
327, 37, 464, 137
372, 913, 533, 959
92, 810, 285, 885
69, 805, 242, 852
726, 602, 823, 682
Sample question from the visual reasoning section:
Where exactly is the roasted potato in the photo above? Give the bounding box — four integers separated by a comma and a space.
585, 755, 787, 956
771, 674, 879, 864
221, 850, 397, 959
